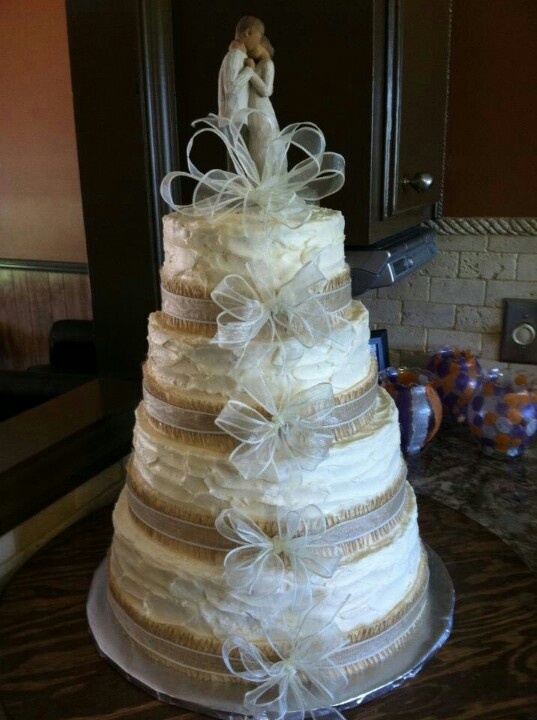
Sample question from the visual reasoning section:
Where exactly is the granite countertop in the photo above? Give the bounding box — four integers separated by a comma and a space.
407, 421, 537, 572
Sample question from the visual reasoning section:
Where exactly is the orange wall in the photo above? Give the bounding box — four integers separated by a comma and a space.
0, 0, 87, 262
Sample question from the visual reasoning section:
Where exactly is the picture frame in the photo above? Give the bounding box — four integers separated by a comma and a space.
369, 329, 390, 371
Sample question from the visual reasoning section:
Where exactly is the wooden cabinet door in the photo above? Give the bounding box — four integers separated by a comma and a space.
385, 0, 451, 218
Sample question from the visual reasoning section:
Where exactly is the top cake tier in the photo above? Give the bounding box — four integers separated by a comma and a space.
161, 206, 346, 294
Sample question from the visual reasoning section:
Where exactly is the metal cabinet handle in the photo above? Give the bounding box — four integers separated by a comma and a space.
401, 172, 434, 193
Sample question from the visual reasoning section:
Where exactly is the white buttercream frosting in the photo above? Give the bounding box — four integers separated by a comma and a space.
110, 487, 422, 640
161, 206, 346, 292
146, 301, 371, 403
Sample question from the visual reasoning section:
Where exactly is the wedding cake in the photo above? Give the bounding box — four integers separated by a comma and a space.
104, 20, 431, 716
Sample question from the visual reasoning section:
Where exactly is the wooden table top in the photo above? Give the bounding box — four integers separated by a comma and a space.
0, 496, 536, 720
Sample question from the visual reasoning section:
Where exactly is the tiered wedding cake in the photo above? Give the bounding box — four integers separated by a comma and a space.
105, 43, 430, 714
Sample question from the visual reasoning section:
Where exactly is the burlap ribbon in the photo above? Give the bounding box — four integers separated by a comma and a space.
142, 361, 379, 455
160, 264, 353, 348
126, 473, 409, 562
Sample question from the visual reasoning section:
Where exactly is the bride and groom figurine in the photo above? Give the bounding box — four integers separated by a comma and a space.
218, 16, 278, 175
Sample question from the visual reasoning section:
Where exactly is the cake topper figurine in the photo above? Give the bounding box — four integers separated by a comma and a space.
218, 16, 279, 175
218, 16, 264, 121
161, 17, 345, 234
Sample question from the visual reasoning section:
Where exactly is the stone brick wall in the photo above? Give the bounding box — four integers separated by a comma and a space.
362, 233, 537, 372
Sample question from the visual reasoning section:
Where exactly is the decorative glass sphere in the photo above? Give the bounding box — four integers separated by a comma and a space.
427, 347, 481, 422
467, 371, 537, 459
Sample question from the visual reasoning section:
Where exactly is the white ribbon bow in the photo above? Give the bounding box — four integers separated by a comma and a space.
211, 260, 331, 363
215, 377, 338, 482
222, 603, 349, 720
216, 506, 342, 601
160, 110, 345, 235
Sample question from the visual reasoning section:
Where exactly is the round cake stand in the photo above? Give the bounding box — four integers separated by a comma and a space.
87, 544, 454, 719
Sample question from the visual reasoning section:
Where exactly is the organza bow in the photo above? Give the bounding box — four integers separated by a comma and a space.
216, 506, 342, 601
222, 602, 349, 720
211, 260, 331, 364
160, 110, 345, 235
215, 376, 339, 482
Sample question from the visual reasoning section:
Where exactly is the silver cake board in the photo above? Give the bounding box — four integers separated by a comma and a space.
87, 544, 454, 718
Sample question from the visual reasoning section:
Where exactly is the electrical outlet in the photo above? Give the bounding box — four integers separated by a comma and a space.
500, 299, 537, 364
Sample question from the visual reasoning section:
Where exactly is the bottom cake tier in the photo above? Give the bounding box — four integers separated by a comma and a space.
107, 481, 428, 683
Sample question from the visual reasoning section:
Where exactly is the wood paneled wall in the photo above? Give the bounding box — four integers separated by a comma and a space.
0, 268, 92, 370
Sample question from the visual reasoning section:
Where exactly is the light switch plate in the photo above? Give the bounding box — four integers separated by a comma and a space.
500, 299, 537, 364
